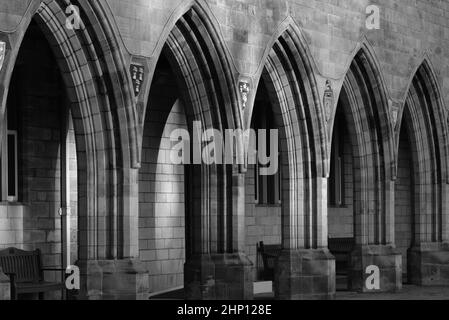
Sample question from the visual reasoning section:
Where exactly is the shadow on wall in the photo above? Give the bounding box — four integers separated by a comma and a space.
139, 93, 187, 293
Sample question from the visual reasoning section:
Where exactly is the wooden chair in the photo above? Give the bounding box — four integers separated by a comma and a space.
0, 247, 65, 300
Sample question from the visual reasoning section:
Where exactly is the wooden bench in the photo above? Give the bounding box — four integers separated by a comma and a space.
328, 238, 355, 275
0, 247, 65, 300
256, 242, 282, 281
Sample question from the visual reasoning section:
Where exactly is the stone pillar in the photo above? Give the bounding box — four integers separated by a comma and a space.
275, 249, 335, 300
274, 177, 336, 300
409, 243, 449, 286
0, 267, 10, 300
348, 178, 402, 293
75, 167, 149, 300
98, 260, 149, 300
184, 170, 253, 300
348, 245, 402, 292
406, 182, 449, 286
185, 253, 253, 300
76, 260, 103, 300
76, 259, 149, 300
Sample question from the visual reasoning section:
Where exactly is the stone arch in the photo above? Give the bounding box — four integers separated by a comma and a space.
398, 59, 448, 244
255, 23, 328, 251
253, 23, 334, 300
395, 59, 449, 286
36, 0, 139, 260
333, 44, 402, 292
164, 5, 239, 252
338, 45, 395, 246
0, 0, 141, 298
140, 4, 250, 300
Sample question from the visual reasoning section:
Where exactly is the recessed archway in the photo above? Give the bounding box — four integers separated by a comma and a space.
328, 46, 400, 292
139, 5, 251, 300
397, 61, 449, 286
139, 54, 187, 296
327, 95, 354, 291
253, 24, 331, 300
0, 0, 145, 299
245, 76, 282, 284
394, 117, 414, 284
1, 20, 79, 299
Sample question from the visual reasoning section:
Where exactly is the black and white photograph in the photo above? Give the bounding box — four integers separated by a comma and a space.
0, 0, 449, 308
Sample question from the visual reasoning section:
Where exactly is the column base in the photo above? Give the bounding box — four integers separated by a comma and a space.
274, 249, 335, 300
184, 253, 253, 300
0, 267, 10, 300
75, 259, 149, 300
349, 245, 402, 292
409, 242, 449, 286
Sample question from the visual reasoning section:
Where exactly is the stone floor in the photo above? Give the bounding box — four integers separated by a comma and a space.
149, 285, 449, 300
336, 285, 449, 300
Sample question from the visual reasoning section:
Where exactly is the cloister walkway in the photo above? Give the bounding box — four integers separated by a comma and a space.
149, 286, 449, 300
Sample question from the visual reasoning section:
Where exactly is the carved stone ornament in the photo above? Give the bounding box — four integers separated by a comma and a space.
239, 81, 250, 110
389, 99, 399, 128
130, 63, 145, 97
323, 80, 334, 122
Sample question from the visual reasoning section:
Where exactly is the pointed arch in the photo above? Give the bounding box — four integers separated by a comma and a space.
80, 0, 141, 171
254, 22, 328, 250
398, 59, 449, 244
142, 3, 241, 259
338, 44, 395, 246
0, 0, 139, 265
143, 0, 240, 132
342, 41, 396, 175
136, 2, 254, 299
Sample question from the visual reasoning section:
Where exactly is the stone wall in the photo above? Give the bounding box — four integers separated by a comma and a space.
139, 99, 186, 294
0, 204, 24, 249
0, 0, 449, 299
245, 164, 281, 279
0, 21, 79, 290
328, 122, 354, 239
102, 0, 449, 108
13, 23, 63, 280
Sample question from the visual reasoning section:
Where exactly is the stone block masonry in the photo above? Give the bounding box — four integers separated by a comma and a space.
0, 0, 449, 300
139, 97, 187, 294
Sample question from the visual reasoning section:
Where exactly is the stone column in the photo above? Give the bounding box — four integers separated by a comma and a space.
409, 243, 449, 286
408, 183, 449, 286
274, 177, 335, 300
76, 167, 149, 300
348, 180, 402, 292
184, 167, 253, 300
348, 245, 402, 292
